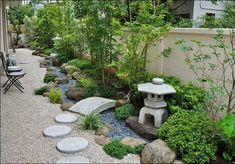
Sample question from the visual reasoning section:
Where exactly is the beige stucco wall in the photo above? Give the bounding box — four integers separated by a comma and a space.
146, 28, 232, 84
146, 28, 234, 113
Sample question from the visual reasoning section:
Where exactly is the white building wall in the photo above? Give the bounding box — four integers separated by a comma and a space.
193, 1, 225, 20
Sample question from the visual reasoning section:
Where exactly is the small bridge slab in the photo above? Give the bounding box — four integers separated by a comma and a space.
68, 97, 116, 115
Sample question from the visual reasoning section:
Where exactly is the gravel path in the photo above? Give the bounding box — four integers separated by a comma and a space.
0, 49, 140, 163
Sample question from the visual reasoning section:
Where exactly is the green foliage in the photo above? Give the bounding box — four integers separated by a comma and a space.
221, 1, 235, 28
8, 4, 33, 46
24, 4, 62, 49
81, 112, 104, 130
158, 110, 216, 164
83, 0, 125, 85
43, 74, 56, 83
84, 85, 98, 98
111, 80, 128, 90
98, 85, 117, 98
67, 59, 92, 70
198, 15, 222, 28
56, 52, 73, 63
115, 104, 135, 120
48, 88, 62, 103
118, 1, 171, 87
42, 48, 53, 56
217, 113, 235, 160
78, 77, 95, 88
159, 75, 181, 87
103, 140, 144, 159
34, 86, 48, 95
173, 18, 193, 28
83, 68, 101, 79
53, 1, 87, 59
172, 83, 206, 111
175, 29, 235, 116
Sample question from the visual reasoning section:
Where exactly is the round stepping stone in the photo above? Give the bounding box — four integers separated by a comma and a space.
55, 113, 78, 124
56, 156, 90, 163
56, 137, 89, 154
43, 125, 71, 138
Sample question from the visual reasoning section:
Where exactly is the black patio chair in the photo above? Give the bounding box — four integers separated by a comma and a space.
0, 53, 25, 94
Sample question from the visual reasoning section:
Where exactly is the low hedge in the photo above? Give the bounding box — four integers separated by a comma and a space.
158, 109, 216, 164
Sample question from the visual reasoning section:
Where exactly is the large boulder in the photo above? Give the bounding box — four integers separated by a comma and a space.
46, 66, 56, 73
72, 71, 82, 80
55, 77, 69, 84
125, 116, 157, 140
60, 102, 74, 111
65, 65, 78, 75
141, 139, 176, 164
115, 99, 128, 107
94, 135, 111, 146
67, 86, 86, 101
121, 137, 146, 148
95, 126, 110, 136
52, 58, 61, 67
39, 59, 51, 68
173, 160, 184, 164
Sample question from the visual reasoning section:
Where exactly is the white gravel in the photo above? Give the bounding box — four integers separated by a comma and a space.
0, 49, 140, 163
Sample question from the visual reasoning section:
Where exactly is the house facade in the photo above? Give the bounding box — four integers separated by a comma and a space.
0, 0, 22, 54
174, 0, 225, 20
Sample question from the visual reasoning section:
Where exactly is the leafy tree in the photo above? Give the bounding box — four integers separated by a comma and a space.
8, 4, 33, 46
117, 0, 171, 87
82, 0, 126, 85
24, 4, 62, 49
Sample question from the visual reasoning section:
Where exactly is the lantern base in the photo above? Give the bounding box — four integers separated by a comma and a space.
138, 107, 168, 128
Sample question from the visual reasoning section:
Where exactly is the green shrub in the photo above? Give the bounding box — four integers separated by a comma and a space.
56, 52, 73, 63
43, 74, 56, 83
84, 85, 98, 98
34, 86, 48, 95
48, 88, 62, 103
158, 110, 216, 164
98, 85, 117, 98
172, 83, 206, 111
115, 104, 135, 120
159, 75, 181, 87
103, 140, 144, 159
43, 48, 53, 56
67, 59, 92, 70
83, 68, 101, 79
217, 113, 235, 161
79, 77, 95, 88
81, 112, 104, 130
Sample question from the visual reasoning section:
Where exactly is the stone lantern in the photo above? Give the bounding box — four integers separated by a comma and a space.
138, 78, 176, 128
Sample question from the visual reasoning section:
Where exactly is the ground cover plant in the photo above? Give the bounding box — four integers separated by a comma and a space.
115, 104, 135, 120
34, 86, 48, 95
80, 112, 104, 130
48, 88, 62, 104
66, 59, 91, 70
43, 74, 56, 83
103, 140, 144, 159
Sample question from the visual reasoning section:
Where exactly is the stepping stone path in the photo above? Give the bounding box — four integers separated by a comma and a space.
56, 156, 90, 163
43, 125, 71, 138
56, 137, 89, 154
44, 97, 117, 162
69, 97, 116, 115
55, 113, 77, 124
